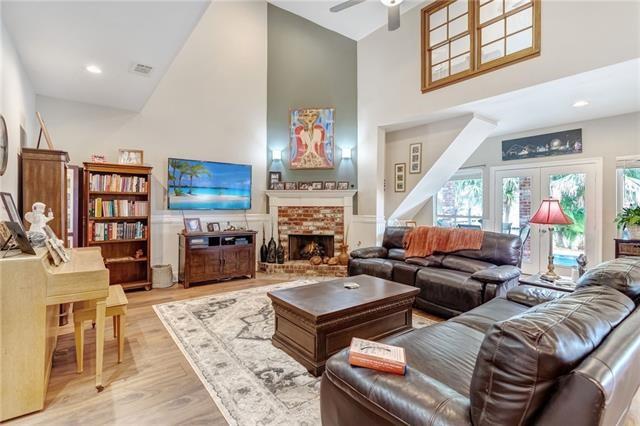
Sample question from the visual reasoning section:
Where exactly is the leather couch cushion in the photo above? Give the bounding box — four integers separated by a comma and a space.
576, 257, 640, 304
382, 226, 408, 250
405, 254, 445, 267
350, 246, 388, 259
387, 248, 406, 261
416, 268, 484, 313
470, 286, 635, 426
392, 262, 420, 286
455, 231, 522, 266
442, 255, 496, 273
471, 265, 520, 283
450, 297, 528, 334
506, 285, 567, 307
348, 258, 399, 281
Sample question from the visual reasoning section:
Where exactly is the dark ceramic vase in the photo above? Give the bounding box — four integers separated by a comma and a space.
266, 237, 277, 263
276, 240, 285, 264
260, 233, 268, 263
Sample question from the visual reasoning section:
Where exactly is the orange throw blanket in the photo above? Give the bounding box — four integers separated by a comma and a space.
403, 226, 484, 258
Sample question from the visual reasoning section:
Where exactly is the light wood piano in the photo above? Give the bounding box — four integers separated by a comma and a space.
0, 247, 108, 421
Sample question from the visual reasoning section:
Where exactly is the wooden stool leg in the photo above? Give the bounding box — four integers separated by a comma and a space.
113, 316, 118, 339
74, 320, 84, 373
95, 299, 106, 391
117, 315, 125, 363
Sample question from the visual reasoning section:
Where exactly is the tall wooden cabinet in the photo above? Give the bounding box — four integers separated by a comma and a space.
19, 148, 70, 242
82, 163, 152, 291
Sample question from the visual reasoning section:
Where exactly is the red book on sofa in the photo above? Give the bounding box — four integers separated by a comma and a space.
348, 337, 406, 375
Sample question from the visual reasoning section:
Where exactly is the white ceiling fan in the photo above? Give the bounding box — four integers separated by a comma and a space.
330, 0, 404, 31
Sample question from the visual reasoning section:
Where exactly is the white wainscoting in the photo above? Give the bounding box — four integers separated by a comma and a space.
150, 211, 384, 282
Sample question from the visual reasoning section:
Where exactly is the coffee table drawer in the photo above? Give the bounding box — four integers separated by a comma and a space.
274, 315, 315, 357
325, 309, 410, 355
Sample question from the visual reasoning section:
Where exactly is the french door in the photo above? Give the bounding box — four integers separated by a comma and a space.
492, 160, 601, 276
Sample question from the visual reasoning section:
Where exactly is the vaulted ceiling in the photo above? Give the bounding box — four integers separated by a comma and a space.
2, 0, 210, 111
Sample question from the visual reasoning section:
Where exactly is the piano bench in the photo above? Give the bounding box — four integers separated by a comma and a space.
73, 285, 128, 373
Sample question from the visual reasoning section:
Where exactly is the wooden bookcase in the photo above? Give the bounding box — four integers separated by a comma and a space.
82, 162, 153, 291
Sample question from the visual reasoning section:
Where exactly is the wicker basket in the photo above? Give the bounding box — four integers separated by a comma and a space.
152, 264, 174, 289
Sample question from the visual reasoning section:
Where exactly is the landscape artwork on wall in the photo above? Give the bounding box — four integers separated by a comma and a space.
502, 129, 583, 161
289, 107, 335, 169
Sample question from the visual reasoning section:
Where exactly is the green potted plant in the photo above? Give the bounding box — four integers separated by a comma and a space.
615, 205, 640, 238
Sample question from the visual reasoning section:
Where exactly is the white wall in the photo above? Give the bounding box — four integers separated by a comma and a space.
357, 0, 640, 219
0, 15, 36, 200
37, 1, 269, 273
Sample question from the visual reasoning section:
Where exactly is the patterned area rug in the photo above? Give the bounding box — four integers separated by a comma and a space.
153, 280, 436, 426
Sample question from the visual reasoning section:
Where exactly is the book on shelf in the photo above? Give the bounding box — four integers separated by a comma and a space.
90, 198, 148, 218
88, 220, 147, 242
348, 337, 406, 375
89, 173, 148, 193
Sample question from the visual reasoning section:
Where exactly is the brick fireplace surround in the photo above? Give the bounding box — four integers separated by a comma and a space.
261, 190, 356, 277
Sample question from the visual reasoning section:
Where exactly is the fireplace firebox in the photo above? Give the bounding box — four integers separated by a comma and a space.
288, 234, 335, 261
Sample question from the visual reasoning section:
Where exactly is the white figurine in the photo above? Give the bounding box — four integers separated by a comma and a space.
24, 202, 54, 234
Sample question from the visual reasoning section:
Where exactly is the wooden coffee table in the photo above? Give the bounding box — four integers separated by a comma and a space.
267, 274, 419, 376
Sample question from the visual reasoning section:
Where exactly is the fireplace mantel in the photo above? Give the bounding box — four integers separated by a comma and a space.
265, 190, 356, 201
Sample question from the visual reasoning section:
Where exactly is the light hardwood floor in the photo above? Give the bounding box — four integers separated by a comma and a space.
6, 274, 640, 425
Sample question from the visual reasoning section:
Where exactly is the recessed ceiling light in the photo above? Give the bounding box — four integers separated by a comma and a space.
85, 65, 102, 74
572, 100, 589, 108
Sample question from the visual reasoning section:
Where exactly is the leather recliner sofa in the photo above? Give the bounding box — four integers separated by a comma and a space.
348, 227, 523, 318
321, 257, 640, 426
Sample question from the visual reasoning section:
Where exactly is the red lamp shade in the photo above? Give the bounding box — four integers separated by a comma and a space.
530, 199, 573, 225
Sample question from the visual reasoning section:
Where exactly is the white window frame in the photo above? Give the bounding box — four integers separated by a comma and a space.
616, 155, 640, 212
434, 167, 485, 228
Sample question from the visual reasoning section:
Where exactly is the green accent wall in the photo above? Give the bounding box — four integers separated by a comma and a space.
267, 4, 357, 189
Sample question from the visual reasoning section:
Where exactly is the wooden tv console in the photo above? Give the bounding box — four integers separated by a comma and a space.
178, 230, 257, 288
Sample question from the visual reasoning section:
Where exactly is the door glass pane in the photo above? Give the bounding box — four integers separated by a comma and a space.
450, 53, 471, 74
430, 8, 447, 28
480, 0, 503, 24
481, 39, 505, 63
482, 20, 505, 44
506, 7, 532, 34
449, 0, 468, 19
549, 173, 586, 268
431, 44, 449, 65
448, 14, 468, 38
451, 35, 470, 57
501, 176, 532, 263
506, 28, 533, 54
430, 25, 447, 47
432, 62, 450, 81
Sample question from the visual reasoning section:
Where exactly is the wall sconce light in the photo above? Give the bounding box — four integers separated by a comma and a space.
271, 149, 282, 161
342, 147, 352, 160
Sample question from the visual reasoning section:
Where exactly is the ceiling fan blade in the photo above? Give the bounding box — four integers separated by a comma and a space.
388, 4, 400, 31
330, 0, 367, 13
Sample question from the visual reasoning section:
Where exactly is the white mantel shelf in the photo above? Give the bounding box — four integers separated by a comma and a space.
265, 190, 357, 199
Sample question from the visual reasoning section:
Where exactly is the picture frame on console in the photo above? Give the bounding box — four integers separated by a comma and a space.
269, 171, 281, 185
284, 182, 297, 190
118, 149, 144, 165
337, 181, 349, 190
298, 182, 312, 190
271, 182, 285, 190
184, 218, 202, 233
311, 182, 323, 190
207, 222, 221, 232
0, 192, 25, 232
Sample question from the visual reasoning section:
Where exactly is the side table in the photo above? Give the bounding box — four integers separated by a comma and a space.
519, 273, 576, 293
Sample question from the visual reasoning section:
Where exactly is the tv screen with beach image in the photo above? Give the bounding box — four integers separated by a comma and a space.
168, 158, 252, 210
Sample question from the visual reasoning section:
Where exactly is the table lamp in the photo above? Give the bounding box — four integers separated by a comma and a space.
530, 198, 573, 282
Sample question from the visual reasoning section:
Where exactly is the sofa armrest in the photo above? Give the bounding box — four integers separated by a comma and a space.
471, 265, 520, 284
350, 246, 388, 259
506, 285, 567, 307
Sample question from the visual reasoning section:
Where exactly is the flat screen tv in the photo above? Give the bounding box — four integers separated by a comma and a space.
168, 158, 251, 210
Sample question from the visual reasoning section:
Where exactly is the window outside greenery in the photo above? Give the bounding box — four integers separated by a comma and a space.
435, 178, 483, 228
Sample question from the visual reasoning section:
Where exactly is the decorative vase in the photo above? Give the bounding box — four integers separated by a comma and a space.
337, 245, 349, 266
627, 225, 640, 239
260, 225, 268, 263
276, 239, 285, 264
266, 222, 277, 263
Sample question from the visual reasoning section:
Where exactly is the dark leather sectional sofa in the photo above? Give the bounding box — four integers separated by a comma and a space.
321, 257, 640, 425
348, 227, 523, 318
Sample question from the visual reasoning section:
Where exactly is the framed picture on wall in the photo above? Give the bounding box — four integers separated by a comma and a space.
269, 171, 281, 184
409, 143, 422, 174
394, 163, 406, 192
289, 107, 335, 169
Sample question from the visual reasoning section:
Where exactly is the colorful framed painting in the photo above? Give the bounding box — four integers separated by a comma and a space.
289, 107, 335, 170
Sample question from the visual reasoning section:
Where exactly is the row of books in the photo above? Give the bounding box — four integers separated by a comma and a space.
90, 199, 148, 218
88, 221, 147, 242
89, 173, 148, 193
